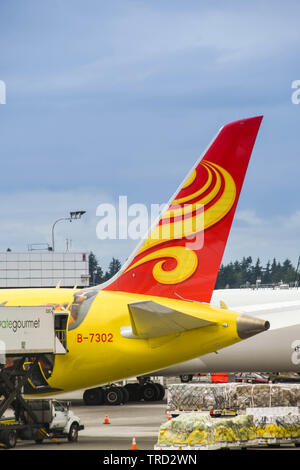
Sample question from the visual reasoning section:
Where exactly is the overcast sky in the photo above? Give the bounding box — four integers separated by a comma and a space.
0, 0, 300, 269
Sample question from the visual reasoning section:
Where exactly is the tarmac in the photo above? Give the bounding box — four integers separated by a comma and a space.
8, 383, 300, 452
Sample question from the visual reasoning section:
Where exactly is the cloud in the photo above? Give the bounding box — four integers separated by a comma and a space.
0, 188, 161, 270
7, 1, 300, 96
235, 210, 263, 226
0, 188, 108, 252
1, 1, 300, 270
1, 186, 299, 272
224, 209, 300, 265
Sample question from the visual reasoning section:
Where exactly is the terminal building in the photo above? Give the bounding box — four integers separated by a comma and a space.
0, 251, 90, 288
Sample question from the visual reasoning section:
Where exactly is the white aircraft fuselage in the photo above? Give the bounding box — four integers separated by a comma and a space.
154, 287, 300, 375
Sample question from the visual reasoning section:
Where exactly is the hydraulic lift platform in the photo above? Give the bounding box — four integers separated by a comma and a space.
0, 306, 70, 448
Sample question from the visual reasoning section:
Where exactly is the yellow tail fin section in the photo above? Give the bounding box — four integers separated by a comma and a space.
121, 300, 216, 339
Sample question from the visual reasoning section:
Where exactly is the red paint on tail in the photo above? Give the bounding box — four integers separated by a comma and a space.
103, 116, 263, 302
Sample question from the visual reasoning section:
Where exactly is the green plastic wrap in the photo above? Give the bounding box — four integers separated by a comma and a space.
157, 412, 300, 447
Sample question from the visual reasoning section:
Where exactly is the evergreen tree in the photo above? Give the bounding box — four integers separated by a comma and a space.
282, 259, 295, 284
89, 253, 122, 285
94, 266, 104, 285
252, 258, 262, 285
262, 260, 272, 284
271, 258, 279, 283
215, 256, 297, 289
104, 257, 122, 281
88, 251, 104, 285
240, 256, 252, 284
88, 251, 98, 285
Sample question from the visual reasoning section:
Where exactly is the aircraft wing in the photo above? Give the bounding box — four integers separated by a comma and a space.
120, 300, 216, 339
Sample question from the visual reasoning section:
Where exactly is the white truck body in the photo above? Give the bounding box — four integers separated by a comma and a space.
25, 399, 83, 439
0, 306, 66, 355
49, 400, 81, 435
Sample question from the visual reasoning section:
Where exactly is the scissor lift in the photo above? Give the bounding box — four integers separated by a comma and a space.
0, 306, 68, 448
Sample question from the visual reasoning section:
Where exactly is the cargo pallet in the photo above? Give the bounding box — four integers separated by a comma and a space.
155, 438, 300, 450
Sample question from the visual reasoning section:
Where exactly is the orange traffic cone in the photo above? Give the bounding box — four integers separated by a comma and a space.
103, 414, 110, 424
131, 436, 137, 450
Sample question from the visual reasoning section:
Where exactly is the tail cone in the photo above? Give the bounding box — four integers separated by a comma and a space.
237, 314, 270, 340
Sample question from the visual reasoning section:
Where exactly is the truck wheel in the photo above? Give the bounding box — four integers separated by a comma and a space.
180, 375, 193, 383
35, 428, 45, 444
141, 382, 160, 401
35, 438, 44, 444
104, 387, 122, 405
83, 387, 104, 405
68, 423, 79, 442
35, 434, 44, 444
3, 430, 17, 449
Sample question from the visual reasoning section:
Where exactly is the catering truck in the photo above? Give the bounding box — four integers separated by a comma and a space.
0, 305, 84, 448
0, 399, 84, 448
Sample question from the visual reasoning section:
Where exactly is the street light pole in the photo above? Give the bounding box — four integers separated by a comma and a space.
51, 217, 71, 252
51, 211, 86, 251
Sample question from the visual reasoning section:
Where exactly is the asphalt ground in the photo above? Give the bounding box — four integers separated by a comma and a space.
5, 384, 300, 455
9, 398, 300, 453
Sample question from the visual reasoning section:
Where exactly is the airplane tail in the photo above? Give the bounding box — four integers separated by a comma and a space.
102, 116, 263, 303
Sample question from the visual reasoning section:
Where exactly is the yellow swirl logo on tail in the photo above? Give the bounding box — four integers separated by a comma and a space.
124, 160, 236, 285
125, 246, 198, 284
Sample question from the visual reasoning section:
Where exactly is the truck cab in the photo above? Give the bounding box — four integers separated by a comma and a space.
26, 399, 84, 443
50, 399, 83, 442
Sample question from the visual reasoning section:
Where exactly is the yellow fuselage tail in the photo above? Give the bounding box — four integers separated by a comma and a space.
0, 288, 244, 392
